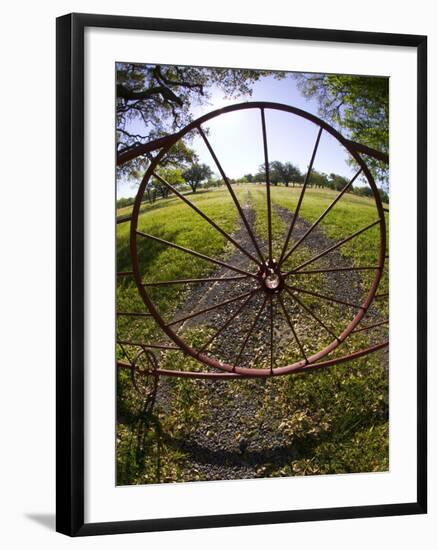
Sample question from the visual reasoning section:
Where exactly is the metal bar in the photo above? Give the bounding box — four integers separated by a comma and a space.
116, 109, 389, 167
285, 219, 381, 276
118, 340, 389, 379
117, 340, 180, 351
286, 284, 363, 309
235, 294, 268, 368
279, 127, 323, 265
352, 319, 389, 333
152, 171, 261, 266
117, 271, 133, 277
199, 290, 259, 352
278, 294, 308, 362
291, 265, 379, 275
117, 311, 152, 317
116, 215, 132, 225
281, 168, 362, 265
117, 360, 243, 379
142, 275, 248, 286
260, 108, 273, 263
345, 139, 389, 163
166, 289, 257, 327
284, 286, 340, 341
118, 341, 134, 364
117, 133, 180, 165
300, 341, 389, 371
136, 230, 257, 279
197, 125, 266, 263
269, 295, 274, 373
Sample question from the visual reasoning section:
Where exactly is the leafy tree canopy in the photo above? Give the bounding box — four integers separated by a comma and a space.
116, 63, 278, 183
117, 64, 273, 156
294, 73, 389, 185
151, 166, 185, 199
270, 161, 302, 187
183, 163, 213, 193
327, 172, 349, 191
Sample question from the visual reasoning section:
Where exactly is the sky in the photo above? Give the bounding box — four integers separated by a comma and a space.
117, 73, 367, 198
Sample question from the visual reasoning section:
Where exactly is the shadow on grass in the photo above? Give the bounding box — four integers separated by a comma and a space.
167, 413, 387, 475
119, 399, 387, 483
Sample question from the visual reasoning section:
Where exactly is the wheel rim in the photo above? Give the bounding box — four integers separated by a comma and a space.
128, 102, 387, 377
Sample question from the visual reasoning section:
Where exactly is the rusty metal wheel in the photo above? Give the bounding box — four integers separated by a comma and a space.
130, 347, 159, 399
125, 102, 387, 378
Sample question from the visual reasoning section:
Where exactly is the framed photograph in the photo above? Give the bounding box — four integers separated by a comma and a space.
56, 13, 427, 536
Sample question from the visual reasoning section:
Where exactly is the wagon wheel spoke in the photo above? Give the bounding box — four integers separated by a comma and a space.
197, 125, 266, 263
284, 219, 382, 276
260, 108, 273, 263
280, 168, 363, 265
117, 341, 180, 351
117, 311, 153, 317
136, 230, 257, 279
234, 294, 268, 369
142, 275, 249, 286
284, 286, 340, 341
117, 340, 134, 364
352, 319, 389, 333
152, 171, 261, 266
278, 127, 323, 266
269, 295, 275, 372
278, 294, 308, 363
199, 289, 259, 353
167, 289, 257, 327
292, 265, 380, 275
285, 283, 363, 310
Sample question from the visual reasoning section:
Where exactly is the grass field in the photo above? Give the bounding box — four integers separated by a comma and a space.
116, 184, 389, 484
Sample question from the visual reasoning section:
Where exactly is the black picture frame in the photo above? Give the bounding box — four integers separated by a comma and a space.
56, 12, 427, 537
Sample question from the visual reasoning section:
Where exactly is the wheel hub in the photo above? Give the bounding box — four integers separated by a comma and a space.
259, 260, 284, 293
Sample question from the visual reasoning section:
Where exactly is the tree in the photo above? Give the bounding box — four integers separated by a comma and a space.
116, 197, 134, 209
294, 73, 388, 185
153, 167, 184, 199
183, 163, 213, 193
257, 163, 282, 185
309, 170, 330, 188
145, 184, 157, 204
118, 139, 197, 183
270, 161, 302, 187
116, 64, 274, 173
352, 186, 389, 204
253, 170, 266, 183
327, 173, 349, 191
204, 178, 221, 189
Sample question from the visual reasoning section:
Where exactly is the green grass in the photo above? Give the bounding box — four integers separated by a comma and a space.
250, 185, 388, 264
116, 188, 243, 347
116, 184, 389, 484
268, 186, 387, 304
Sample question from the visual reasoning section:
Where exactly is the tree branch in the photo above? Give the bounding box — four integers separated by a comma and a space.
117, 83, 183, 106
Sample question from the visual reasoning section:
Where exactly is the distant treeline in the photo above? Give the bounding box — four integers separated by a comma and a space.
239, 161, 388, 202
117, 159, 388, 208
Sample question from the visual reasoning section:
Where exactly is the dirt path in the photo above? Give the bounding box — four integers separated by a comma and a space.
150, 194, 388, 481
